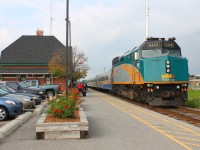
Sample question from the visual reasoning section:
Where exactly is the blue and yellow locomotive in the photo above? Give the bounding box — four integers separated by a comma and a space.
88, 37, 189, 106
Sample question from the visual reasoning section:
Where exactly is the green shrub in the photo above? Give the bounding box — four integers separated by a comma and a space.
186, 90, 200, 108
46, 89, 80, 118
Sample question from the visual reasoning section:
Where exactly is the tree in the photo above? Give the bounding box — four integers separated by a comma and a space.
48, 47, 89, 82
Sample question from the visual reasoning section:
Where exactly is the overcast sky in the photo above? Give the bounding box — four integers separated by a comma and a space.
0, 0, 200, 78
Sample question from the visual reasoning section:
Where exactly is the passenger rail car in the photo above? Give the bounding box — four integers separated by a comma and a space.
96, 71, 112, 91
87, 37, 189, 106
87, 71, 112, 91
87, 77, 98, 88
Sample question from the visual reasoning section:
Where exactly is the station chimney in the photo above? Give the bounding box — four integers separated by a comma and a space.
36, 29, 44, 36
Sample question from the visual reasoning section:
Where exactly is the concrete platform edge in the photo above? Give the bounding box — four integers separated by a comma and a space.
0, 102, 46, 140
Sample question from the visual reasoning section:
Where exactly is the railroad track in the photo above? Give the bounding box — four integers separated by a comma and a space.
93, 89, 200, 128
162, 107, 200, 127
123, 97, 200, 128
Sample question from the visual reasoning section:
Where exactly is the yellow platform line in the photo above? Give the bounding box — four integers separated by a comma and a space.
100, 94, 200, 135
172, 136, 200, 142
151, 126, 167, 129
185, 142, 200, 147
164, 130, 200, 136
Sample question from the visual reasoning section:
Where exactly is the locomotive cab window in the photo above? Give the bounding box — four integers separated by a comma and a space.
162, 49, 181, 56
142, 48, 181, 58
142, 48, 161, 58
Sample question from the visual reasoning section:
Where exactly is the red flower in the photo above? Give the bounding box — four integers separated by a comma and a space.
64, 105, 68, 109
57, 109, 62, 114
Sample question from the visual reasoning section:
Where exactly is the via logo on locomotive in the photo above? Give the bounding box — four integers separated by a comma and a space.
88, 37, 189, 106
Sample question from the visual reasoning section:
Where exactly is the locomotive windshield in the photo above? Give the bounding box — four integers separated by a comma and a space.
140, 38, 181, 58
142, 48, 181, 58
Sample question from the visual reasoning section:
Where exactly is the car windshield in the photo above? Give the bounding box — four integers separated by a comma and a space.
19, 82, 28, 88
0, 86, 12, 94
5, 86, 16, 93
142, 48, 181, 58
22, 81, 30, 86
0, 89, 9, 95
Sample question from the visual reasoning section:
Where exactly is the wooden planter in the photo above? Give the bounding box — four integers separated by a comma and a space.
36, 108, 88, 139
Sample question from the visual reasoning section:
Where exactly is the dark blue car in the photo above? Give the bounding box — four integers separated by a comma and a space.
0, 97, 23, 121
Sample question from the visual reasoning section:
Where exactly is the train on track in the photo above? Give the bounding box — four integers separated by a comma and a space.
87, 37, 189, 106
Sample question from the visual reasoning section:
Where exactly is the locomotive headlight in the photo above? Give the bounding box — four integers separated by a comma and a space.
166, 60, 171, 73
166, 60, 170, 64
166, 69, 170, 73
166, 65, 170, 68
176, 85, 180, 89
156, 86, 159, 89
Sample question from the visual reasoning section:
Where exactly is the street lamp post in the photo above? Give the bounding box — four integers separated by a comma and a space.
66, 0, 69, 98
68, 20, 73, 89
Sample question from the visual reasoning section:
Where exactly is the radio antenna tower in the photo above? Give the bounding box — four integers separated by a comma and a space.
50, 0, 53, 35
145, 0, 149, 38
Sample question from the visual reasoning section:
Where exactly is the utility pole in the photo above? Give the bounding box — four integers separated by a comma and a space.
66, 0, 69, 98
68, 20, 73, 88
145, 0, 149, 39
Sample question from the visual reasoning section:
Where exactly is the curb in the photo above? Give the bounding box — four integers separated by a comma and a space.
16, 112, 32, 124
33, 101, 47, 115
0, 102, 47, 140
0, 112, 32, 140
0, 119, 20, 139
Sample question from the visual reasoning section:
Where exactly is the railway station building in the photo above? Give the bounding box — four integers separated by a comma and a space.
0, 30, 67, 91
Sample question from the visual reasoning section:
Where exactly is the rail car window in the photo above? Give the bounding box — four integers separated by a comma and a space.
142, 49, 181, 58
112, 57, 120, 65
98, 76, 109, 81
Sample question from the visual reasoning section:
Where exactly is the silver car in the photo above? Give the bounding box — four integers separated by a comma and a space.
0, 88, 35, 109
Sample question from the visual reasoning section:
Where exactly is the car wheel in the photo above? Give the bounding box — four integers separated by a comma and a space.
0, 106, 9, 121
46, 90, 55, 98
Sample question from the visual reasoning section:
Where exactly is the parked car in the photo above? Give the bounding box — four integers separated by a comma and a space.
0, 86, 35, 109
0, 96, 23, 121
0, 85, 42, 105
0, 81, 45, 102
22, 80, 62, 97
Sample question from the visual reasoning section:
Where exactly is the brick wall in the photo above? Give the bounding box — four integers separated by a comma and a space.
53, 78, 66, 92
2, 77, 18, 81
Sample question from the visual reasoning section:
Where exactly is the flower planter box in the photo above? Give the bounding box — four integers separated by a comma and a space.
36, 108, 88, 140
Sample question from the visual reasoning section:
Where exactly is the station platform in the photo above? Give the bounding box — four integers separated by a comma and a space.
82, 89, 200, 150
0, 89, 199, 150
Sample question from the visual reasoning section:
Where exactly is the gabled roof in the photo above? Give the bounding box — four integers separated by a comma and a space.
0, 35, 65, 64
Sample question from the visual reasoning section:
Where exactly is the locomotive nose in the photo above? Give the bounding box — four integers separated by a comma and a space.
143, 56, 188, 83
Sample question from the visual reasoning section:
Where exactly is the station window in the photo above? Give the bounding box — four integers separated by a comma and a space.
45, 76, 51, 84
32, 81, 37, 86
20, 75, 26, 81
